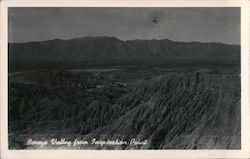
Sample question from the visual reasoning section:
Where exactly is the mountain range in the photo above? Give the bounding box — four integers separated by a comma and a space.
9, 36, 240, 65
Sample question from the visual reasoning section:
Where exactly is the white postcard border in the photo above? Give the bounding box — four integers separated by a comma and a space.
1, 0, 249, 159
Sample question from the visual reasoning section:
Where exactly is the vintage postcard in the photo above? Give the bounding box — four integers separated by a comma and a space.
0, 0, 249, 159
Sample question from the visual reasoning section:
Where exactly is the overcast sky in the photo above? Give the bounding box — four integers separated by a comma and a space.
8, 7, 240, 44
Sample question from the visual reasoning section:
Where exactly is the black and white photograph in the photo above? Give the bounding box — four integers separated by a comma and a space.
7, 7, 242, 150
1, 1, 250, 158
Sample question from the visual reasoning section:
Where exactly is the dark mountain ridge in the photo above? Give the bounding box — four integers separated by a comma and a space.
9, 36, 240, 64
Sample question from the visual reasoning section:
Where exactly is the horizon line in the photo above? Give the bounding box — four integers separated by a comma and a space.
8, 36, 240, 46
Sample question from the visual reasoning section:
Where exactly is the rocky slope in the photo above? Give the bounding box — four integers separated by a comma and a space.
8, 69, 240, 149
83, 72, 240, 149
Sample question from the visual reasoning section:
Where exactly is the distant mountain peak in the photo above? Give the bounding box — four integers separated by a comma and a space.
70, 36, 120, 41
